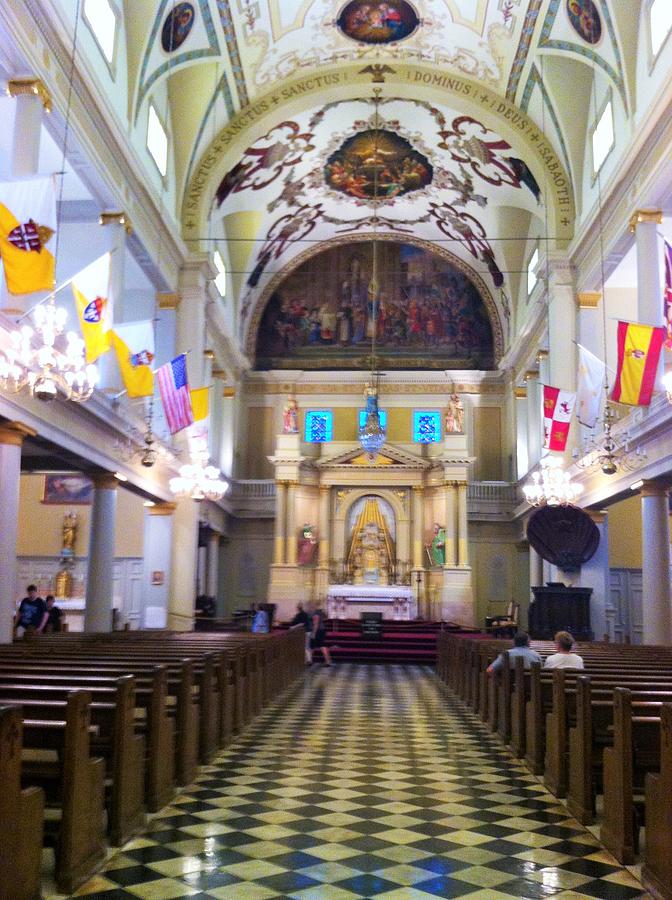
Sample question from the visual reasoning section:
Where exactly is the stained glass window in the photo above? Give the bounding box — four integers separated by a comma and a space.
305, 410, 333, 443
358, 409, 387, 430
413, 410, 441, 443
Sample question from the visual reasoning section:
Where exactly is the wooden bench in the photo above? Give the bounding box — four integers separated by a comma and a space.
642, 703, 672, 900
0, 706, 44, 900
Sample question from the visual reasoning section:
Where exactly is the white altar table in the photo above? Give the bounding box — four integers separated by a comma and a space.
327, 584, 416, 620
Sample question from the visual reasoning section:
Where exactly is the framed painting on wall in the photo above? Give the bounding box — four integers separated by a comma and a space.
42, 474, 93, 505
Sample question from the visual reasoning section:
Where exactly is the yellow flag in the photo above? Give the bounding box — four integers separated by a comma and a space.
190, 386, 209, 422
111, 321, 154, 398
0, 176, 57, 294
72, 254, 113, 363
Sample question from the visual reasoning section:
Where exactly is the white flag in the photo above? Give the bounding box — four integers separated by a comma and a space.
577, 344, 606, 428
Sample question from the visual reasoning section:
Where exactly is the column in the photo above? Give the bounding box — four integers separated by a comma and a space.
412, 486, 424, 569
142, 502, 175, 629
444, 482, 457, 567
169, 498, 199, 631
515, 386, 529, 477
580, 511, 609, 642
273, 481, 287, 565
457, 482, 469, 567
525, 370, 542, 467
547, 254, 578, 456
178, 257, 215, 391
8, 78, 49, 177
206, 531, 220, 598
84, 473, 118, 633
286, 482, 298, 565
318, 486, 330, 567
0, 423, 35, 643
631, 210, 664, 328
641, 481, 672, 644
529, 545, 543, 592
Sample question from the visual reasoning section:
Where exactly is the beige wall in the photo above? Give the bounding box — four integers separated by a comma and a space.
219, 518, 274, 614
244, 406, 276, 477
608, 494, 642, 569
472, 407, 502, 480
470, 523, 528, 627
17, 474, 145, 558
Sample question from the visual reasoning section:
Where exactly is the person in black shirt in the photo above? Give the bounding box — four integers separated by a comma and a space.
290, 603, 312, 664
45, 595, 63, 633
14, 585, 48, 637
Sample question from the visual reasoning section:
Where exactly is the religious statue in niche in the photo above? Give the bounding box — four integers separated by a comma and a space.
337, 1, 420, 45
298, 524, 318, 566
445, 394, 464, 434
161, 2, 195, 52
283, 395, 299, 433
427, 523, 446, 567
55, 511, 78, 599
324, 129, 432, 201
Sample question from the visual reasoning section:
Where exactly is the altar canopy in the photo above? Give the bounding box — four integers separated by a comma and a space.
347, 497, 395, 585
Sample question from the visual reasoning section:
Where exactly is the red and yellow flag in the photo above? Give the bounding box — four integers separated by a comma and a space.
610, 321, 665, 406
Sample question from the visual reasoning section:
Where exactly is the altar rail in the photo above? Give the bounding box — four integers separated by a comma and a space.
228, 479, 518, 520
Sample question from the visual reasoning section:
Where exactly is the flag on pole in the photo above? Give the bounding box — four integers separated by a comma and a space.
577, 344, 607, 428
111, 320, 155, 398
664, 239, 672, 349
189, 386, 209, 422
72, 253, 113, 363
0, 176, 57, 294
543, 385, 576, 452
610, 320, 665, 406
156, 353, 194, 434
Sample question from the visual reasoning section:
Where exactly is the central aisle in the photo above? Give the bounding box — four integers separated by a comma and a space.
81, 665, 645, 899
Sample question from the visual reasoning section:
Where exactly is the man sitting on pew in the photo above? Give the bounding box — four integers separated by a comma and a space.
486, 631, 541, 675
543, 630, 584, 669
13, 585, 48, 637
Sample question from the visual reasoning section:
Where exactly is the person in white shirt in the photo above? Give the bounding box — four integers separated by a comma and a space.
543, 630, 584, 669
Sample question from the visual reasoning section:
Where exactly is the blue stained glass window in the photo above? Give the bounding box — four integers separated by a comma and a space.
305, 410, 333, 443
413, 410, 441, 443
358, 409, 387, 430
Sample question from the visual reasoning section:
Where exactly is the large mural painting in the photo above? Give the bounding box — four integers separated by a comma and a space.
255, 241, 494, 370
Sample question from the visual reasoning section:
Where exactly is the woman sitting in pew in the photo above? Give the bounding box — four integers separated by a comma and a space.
543, 630, 584, 669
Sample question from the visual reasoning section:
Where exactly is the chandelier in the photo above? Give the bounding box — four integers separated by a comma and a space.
573, 404, 645, 475
523, 455, 582, 506
0, 302, 97, 402
358, 89, 386, 459
169, 463, 228, 501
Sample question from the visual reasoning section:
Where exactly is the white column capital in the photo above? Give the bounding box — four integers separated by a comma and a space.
179, 255, 218, 293
7, 78, 51, 111
544, 251, 574, 286
640, 480, 669, 499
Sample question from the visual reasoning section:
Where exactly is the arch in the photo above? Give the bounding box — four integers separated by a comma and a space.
244, 231, 504, 364
337, 488, 407, 532
182, 62, 576, 248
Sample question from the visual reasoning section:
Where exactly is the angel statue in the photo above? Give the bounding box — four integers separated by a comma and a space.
283, 395, 299, 434
445, 394, 464, 434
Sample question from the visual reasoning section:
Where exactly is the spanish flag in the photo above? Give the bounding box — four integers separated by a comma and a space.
72, 254, 113, 363
610, 320, 665, 406
0, 176, 57, 294
111, 320, 154, 398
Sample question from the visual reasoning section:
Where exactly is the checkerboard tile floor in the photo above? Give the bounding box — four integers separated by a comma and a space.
72, 664, 648, 899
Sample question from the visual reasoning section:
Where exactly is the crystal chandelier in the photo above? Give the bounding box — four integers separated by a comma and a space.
523, 456, 582, 506
357, 89, 386, 459
169, 463, 228, 501
573, 405, 645, 475
0, 302, 97, 402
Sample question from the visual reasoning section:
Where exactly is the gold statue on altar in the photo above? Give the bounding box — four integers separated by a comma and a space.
347, 497, 395, 585
56, 511, 78, 599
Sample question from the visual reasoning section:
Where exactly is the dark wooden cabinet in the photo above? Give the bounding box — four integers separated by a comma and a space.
529, 584, 593, 641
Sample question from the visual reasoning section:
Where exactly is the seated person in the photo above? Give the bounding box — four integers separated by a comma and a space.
251, 604, 269, 634
14, 584, 48, 637
486, 631, 542, 675
543, 630, 584, 669
45, 594, 63, 633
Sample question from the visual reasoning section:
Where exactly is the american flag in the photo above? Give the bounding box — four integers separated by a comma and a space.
156, 354, 194, 434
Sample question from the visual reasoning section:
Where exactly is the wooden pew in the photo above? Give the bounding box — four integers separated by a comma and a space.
0, 706, 44, 900
642, 703, 672, 900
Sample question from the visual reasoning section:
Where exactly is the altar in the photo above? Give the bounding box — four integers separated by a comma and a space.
327, 584, 416, 620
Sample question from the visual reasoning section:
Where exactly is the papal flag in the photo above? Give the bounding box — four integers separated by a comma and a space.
543, 385, 576, 452
611, 320, 665, 406
577, 344, 606, 428
0, 176, 57, 294
111, 320, 154, 398
72, 253, 113, 363
189, 386, 209, 422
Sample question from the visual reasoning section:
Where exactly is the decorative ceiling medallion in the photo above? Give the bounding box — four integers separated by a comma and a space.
324, 129, 432, 200
161, 2, 195, 52
566, 0, 601, 45
337, 1, 419, 45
